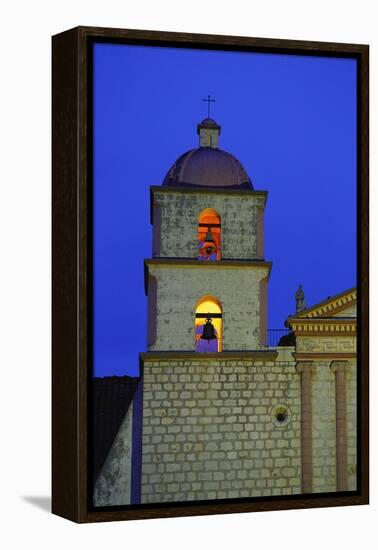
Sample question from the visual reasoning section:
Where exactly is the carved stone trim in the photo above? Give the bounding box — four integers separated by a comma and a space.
287, 288, 357, 320
294, 353, 356, 360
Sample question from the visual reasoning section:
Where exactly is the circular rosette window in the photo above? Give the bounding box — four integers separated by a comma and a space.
270, 404, 291, 429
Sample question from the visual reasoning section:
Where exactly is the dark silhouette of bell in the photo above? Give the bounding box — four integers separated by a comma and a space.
201, 316, 217, 340
204, 226, 215, 243
201, 227, 216, 256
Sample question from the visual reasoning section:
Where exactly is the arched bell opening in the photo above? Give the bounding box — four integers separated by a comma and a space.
198, 208, 221, 261
194, 296, 222, 352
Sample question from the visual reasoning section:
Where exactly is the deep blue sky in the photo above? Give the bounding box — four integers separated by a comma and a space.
93, 43, 356, 377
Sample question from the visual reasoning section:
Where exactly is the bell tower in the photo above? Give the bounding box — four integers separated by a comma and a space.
138, 118, 304, 506
144, 118, 271, 351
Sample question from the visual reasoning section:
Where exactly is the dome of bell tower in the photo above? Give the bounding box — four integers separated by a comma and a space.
162, 118, 253, 190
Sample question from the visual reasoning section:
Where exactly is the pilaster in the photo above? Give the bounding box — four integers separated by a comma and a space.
296, 361, 315, 493
330, 360, 349, 491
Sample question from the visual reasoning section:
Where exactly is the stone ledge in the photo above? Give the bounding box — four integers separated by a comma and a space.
144, 259, 272, 295
145, 258, 272, 268
293, 352, 357, 361
140, 350, 278, 364
144, 257, 272, 274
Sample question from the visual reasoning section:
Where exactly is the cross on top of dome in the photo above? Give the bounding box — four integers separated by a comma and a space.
161, 103, 253, 190
202, 94, 216, 118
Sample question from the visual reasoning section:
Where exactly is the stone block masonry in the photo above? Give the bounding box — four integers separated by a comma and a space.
152, 189, 266, 260
140, 354, 301, 504
146, 264, 270, 351
311, 362, 337, 493
346, 362, 357, 490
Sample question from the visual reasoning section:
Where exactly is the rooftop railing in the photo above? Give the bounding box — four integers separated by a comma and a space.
266, 329, 291, 347
193, 329, 291, 353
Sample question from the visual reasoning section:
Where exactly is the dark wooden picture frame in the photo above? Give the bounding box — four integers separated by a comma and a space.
52, 26, 369, 523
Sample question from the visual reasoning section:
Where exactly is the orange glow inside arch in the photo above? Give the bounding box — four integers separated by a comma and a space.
198, 208, 221, 261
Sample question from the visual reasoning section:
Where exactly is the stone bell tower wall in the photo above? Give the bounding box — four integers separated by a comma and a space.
140, 353, 301, 504
151, 188, 267, 260
146, 262, 271, 351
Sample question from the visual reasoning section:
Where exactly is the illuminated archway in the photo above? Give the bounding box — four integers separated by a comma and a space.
198, 208, 221, 261
195, 296, 222, 352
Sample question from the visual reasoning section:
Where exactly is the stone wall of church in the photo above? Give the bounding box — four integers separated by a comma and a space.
346, 361, 357, 490
93, 405, 133, 506
147, 264, 270, 351
140, 356, 301, 504
152, 190, 266, 260
295, 334, 357, 492
311, 362, 337, 493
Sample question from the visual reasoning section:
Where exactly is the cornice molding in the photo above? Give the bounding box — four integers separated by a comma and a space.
294, 352, 356, 360
145, 258, 272, 268
288, 317, 356, 336
286, 288, 357, 324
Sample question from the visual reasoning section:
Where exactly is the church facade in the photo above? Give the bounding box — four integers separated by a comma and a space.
93, 117, 357, 506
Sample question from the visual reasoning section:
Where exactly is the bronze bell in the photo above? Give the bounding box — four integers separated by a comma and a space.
201, 316, 217, 340
204, 226, 215, 243
203, 226, 216, 256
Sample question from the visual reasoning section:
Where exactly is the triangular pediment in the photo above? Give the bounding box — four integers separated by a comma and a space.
294, 287, 357, 319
